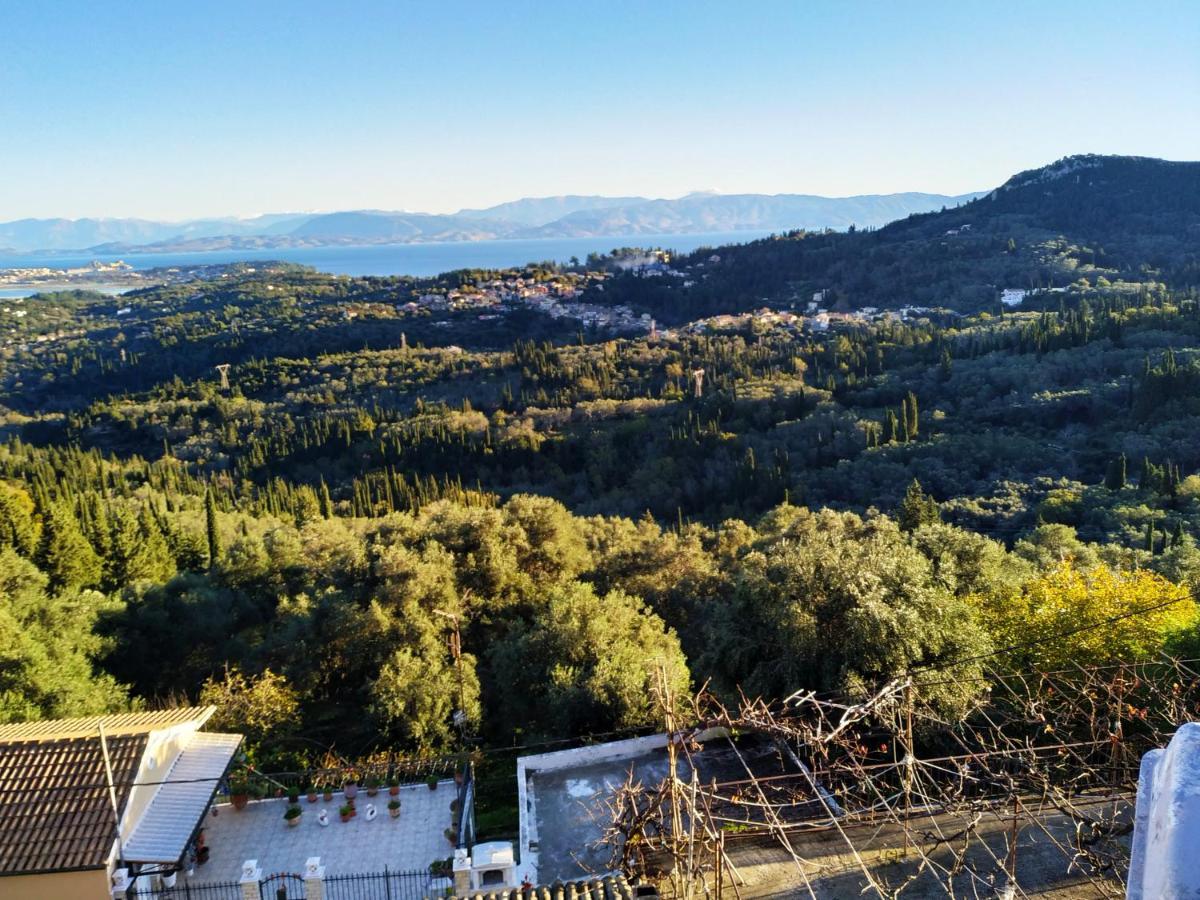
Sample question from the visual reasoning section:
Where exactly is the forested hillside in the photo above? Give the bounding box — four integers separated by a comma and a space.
584, 155, 1200, 320
1, 156, 1199, 782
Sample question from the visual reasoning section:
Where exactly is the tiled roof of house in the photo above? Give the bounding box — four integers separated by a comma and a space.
0, 706, 213, 742
0, 732, 147, 875
450, 875, 639, 900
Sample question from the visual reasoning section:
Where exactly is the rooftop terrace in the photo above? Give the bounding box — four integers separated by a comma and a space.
187, 780, 457, 885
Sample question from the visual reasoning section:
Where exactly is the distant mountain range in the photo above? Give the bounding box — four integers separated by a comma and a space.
0, 190, 982, 255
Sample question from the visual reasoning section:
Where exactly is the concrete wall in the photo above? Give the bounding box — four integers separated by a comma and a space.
0, 869, 109, 900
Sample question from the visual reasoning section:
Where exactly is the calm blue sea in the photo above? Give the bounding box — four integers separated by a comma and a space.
0, 231, 770, 287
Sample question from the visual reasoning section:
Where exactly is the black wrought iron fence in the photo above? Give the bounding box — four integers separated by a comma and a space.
154, 868, 434, 900
325, 868, 435, 900
152, 879, 245, 900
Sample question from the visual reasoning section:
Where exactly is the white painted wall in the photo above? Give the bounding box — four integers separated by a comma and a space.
1129, 722, 1200, 899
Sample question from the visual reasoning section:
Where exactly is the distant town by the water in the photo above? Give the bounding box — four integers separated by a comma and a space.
0, 231, 772, 295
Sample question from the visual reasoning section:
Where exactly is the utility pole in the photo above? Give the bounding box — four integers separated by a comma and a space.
98, 722, 124, 866
434, 608, 467, 738
691, 368, 705, 398
901, 681, 914, 857
215, 363, 231, 390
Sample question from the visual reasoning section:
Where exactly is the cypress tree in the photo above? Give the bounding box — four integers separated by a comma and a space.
897, 479, 940, 532
904, 391, 919, 440
205, 487, 222, 568
0, 488, 35, 557
35, 501, 102, 591
137, 506, 175, 583
1139, 457, 1154, 491
318, 479, 333, 519
1104, 454, 1127, 491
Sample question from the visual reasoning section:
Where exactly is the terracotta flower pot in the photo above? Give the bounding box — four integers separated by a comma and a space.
231, 793, 249, 811
389, 785, 400, 796
307, 791, 318, 803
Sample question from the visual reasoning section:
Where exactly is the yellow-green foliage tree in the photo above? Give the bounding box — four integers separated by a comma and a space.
200, 666, 299, 750
977, 561, 1196, 669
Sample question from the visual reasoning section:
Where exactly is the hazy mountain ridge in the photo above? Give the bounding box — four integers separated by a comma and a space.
456, 195, 647, 226
0, 214, 308, 253
530, 191, 983, 237
0, 190, 982, 255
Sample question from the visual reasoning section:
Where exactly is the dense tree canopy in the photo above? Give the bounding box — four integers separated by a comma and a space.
2, 170, 1199, 765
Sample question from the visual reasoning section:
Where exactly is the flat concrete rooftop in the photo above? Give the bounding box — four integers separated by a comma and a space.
522, 733, 803, 884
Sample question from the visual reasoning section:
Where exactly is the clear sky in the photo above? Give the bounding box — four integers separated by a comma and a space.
1, 0, 1196, 220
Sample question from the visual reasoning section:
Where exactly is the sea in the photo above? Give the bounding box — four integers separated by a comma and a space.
0, 230, 771, 297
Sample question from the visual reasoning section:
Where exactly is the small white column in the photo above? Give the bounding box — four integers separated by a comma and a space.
452, 847, 472, 895
110, 867, 132, 900
239, 859, 262, 900
303, 856, 326, 900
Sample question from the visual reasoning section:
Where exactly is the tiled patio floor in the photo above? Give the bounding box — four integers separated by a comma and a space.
188, 780, 458, 883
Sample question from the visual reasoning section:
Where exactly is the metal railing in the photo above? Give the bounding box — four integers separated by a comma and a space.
218, 757, 459, 804
153, 868, 434, 900
325, 868, 436, 900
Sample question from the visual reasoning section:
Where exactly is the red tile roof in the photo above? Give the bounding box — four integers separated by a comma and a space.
0, 707, 213, 742
0, 733, 146, 875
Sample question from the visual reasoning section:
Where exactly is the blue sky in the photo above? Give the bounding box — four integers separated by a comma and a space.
0, 0, 1196, 219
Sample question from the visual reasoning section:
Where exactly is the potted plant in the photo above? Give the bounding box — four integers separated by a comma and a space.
343, 776, 359, 800
388, 799, 401, 819
287, 788, 300, 805
366, 775, 380, 797
306, 781, 318, 803
339, 803, 352, 823
426, 773, 439, 791
444, 826, 457, 846
388, 775, 400, 796
284, 804, 302, 828
229, 775, 251, 811
322, 781, 334, 803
